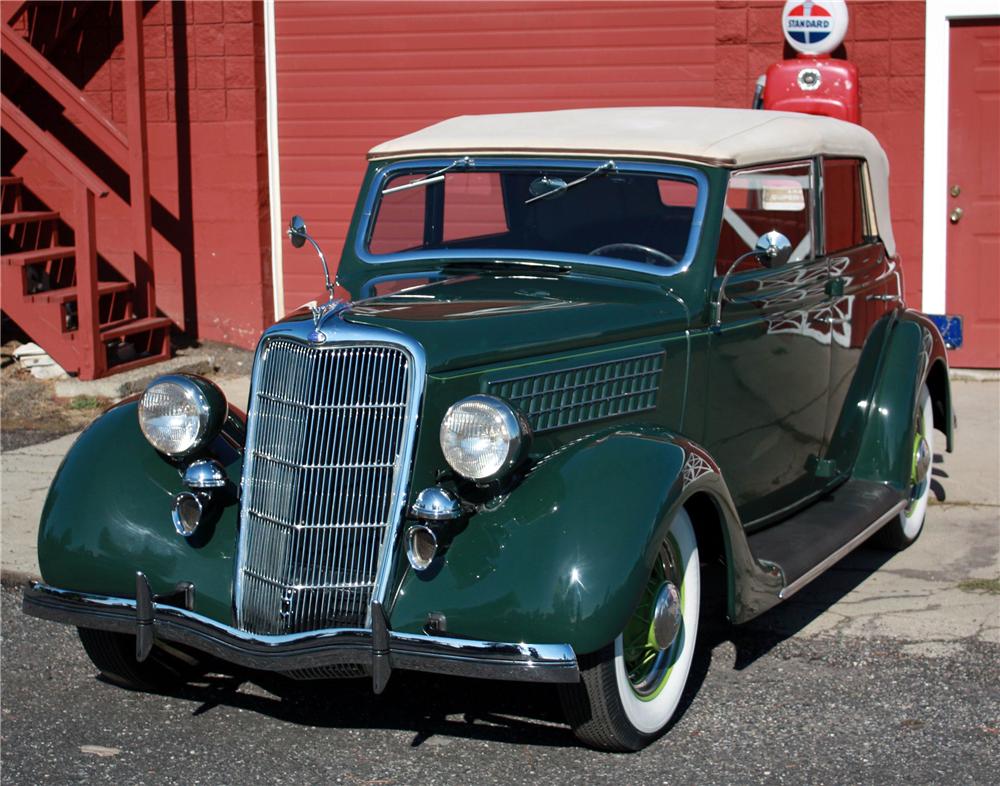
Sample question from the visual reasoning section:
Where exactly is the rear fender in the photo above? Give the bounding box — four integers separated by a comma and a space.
388, 427, 782, 653
36, 399, 245, 625
854, 310, 953, 489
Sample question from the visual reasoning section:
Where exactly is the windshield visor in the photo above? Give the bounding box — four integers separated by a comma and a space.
360, 159, 707, 274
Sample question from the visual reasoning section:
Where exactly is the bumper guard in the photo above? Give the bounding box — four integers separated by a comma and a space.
23, 576, 579, 690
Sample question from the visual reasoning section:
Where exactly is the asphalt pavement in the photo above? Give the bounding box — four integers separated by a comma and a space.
1, 377, 997, 784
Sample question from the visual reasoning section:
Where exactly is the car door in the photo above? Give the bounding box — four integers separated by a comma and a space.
704, 160, 833, 527
819, 157, 899, 476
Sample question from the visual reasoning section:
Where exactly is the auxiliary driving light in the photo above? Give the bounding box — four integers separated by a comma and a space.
405, 486, 465, 571
171, 491, 204, 537
406, 525, 440, 571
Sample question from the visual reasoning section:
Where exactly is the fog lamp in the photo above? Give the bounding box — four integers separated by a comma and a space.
406, 525, 439, 571
171, 491, 204, 538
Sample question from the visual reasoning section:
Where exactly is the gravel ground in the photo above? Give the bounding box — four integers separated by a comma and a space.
0, 338, 252, 451
3, 586, 997, 786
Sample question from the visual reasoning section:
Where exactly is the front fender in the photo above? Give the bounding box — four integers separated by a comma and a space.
388, 427, 782, 653
389, 428, 684, 654
37, 400, 245, 625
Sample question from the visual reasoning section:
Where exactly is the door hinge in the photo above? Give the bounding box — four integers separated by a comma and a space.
807, 455, 838, 478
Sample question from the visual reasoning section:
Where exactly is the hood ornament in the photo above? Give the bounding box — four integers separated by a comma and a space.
287, 215, 347, 343
307, 304, 327, 343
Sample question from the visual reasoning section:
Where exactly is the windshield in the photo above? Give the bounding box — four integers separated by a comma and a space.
362, 160, 705, 273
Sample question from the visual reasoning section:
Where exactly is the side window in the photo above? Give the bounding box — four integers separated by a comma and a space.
443, 172, 508, 242
716, 162, 813, 275
823, 158, 865, 252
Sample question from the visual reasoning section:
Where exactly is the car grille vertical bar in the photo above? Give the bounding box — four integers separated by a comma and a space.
236, 337, 413, 634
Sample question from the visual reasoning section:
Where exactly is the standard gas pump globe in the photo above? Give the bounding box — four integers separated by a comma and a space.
25, 107, 954, 752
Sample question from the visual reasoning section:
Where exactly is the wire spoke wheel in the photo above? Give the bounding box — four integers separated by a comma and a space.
622, 537, 684, 697
559, 507, 700, 751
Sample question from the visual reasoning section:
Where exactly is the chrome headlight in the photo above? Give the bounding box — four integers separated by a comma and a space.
440, 395, 530, 482
138, 375, 225, 457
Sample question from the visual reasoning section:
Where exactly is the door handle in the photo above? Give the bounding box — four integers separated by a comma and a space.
950, 207, 964, 224
866, 294, 900, 302
814, 315, 849, 325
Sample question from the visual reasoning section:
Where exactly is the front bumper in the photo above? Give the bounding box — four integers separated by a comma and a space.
23, 580, 579, 689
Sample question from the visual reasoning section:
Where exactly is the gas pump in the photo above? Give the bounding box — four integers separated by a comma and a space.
760, 0, 859, 124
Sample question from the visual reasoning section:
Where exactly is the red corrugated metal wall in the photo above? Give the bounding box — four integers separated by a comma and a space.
273, 1, 715, 310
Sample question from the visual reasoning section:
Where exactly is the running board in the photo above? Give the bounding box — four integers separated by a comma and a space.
746, 480, 906, 601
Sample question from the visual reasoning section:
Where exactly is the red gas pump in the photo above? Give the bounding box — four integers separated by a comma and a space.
760, 0, 859, 124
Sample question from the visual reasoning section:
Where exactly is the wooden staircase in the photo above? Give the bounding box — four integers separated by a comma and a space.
1, 1, 172, 379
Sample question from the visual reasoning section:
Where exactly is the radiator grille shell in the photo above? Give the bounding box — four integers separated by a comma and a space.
235, 335, 417, 635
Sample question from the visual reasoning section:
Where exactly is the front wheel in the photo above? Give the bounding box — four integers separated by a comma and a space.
559, 508, 700, 751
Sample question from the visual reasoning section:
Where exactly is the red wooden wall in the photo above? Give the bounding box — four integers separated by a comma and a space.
273, 0, 716, 310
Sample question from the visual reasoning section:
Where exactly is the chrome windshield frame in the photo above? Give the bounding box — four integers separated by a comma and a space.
355, 156, 710, 278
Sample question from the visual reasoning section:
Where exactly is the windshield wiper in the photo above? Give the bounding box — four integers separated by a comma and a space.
524, 160, 617, 204
381, 156, 474, 195
439, 259, 571, 275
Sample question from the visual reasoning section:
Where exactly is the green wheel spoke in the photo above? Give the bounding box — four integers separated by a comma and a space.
624, 533, 686, 699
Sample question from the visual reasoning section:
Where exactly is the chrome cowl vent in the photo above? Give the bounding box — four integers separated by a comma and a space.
235, 335, 417, 634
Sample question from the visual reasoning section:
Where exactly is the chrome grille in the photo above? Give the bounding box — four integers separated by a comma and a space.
236, 337, 413, 634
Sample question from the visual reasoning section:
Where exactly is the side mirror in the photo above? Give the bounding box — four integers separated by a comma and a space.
286, 214, 335, 303
712, 230, 793, 327
288, 215, 307, 249
754, 230, 792, 269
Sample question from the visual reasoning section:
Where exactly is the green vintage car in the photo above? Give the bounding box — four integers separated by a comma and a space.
24, 107, 954, 751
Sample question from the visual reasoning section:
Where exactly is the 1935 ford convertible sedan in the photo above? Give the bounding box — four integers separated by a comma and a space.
24, 107, 955, 751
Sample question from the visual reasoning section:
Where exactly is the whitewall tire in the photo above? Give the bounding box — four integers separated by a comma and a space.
560, 508, 700, 751
875, 384, 934, 550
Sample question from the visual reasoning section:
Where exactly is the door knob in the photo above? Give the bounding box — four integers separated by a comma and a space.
950, 207, 964, 224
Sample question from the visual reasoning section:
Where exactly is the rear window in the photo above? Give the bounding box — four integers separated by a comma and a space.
823, 158, 865, 252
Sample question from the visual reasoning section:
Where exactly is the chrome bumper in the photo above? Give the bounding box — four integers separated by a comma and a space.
22, 580, 579, 688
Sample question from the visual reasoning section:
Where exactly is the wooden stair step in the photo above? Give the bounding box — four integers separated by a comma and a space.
38, 280, 133, 304
100, 316, 172, 342
0, 209, 59, 226
0, 176, 23, 187
1, 245, 75, 266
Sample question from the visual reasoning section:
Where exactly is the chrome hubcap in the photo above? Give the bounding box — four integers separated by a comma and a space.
623, 536, 684, 697
914, 436, 931, 487
652, 581, 682, 651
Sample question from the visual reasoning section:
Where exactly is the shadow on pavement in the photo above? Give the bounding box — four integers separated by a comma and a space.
101, 663, 575, 749
86, 541, 900, 750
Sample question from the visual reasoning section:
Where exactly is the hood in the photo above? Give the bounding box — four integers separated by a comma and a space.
291, 272, 688, 373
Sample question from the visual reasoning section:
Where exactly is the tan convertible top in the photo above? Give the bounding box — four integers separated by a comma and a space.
369, 107, 895, 256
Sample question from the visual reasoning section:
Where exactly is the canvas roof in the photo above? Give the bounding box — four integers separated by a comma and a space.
369, 107, 896, 255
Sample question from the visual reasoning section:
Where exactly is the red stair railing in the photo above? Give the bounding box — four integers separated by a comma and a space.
2, 0, 160, 356
2, 99, 109, 378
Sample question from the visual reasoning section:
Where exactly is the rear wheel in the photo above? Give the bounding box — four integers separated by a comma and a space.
874, 384, 934, 551
559, 508, 700, 751
77, 628, 201, 691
